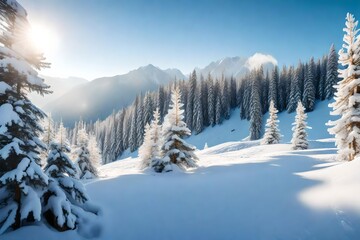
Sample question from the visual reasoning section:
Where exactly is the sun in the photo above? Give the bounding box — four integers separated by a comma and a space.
27, 23, 59, 56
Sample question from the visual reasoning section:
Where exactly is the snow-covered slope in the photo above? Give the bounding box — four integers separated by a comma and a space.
3, 137, 360, 239
187, 100, 336, 150
44, 65, 186, 126
196, 53, 277, 79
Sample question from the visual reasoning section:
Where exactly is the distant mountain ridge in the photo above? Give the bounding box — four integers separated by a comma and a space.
195, 53, 277, 79
45, 64, 186, 126
43, 53, 277, 126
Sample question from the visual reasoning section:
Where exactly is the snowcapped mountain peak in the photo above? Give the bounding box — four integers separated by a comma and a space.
196, 53, 277, 79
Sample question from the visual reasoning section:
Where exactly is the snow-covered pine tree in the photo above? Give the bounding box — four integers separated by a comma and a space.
328, 13, 360, 161
139, 108, 162, 169
249, 70, 262, 140
291, 101, 310, 150
193, 86, 204, 134
215, 79, 223, 124
88, 133, 101, 169
287, 64, 302, 113
262, 100, 281, 144
278, 66, 288, 112
129, 99, 138, 152
43, 120, 97, 231
186, 70, 197, 130
268, 66, 279, 109
319, 55, 328, 100
302, 57, 316, 112
221, 77, 230, 120
0, 0, 51, 233
136, 95, 144, 147
75, 127, 98, 179
41, 113, 55, 150
325, 44, 339, 99
157, 87, 198, 172
207, 74, 215, 126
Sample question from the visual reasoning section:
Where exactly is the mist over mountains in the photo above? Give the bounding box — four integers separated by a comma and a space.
38, 53, 276, 126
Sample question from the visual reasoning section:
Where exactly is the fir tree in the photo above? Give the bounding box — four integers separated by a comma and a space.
207, 74, 215, 126
268, 66, 279, 109
186, 70, 197, 130
0, 1, 50, 233
325, 44, 339, 99
139, 108, 162, 169
291, 101, 310, 150
287, 65, 302, 113
158, 87, 198, 172
262, 101, 281, 144
43, 131, 97, 231
328, 13, 360, 161
75, 127, 98, 179
302, 57, 316, 112
249, 71, 262, 140
193, 86, 204, 134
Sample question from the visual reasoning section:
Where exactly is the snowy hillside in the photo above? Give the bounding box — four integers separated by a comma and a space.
3, 135, 360, 239
187, 100, 336, 150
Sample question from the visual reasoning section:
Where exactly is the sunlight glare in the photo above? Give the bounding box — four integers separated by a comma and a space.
27, 23, 60, 57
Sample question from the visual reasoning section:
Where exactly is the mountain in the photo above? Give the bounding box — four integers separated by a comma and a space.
195, 53, 277, 79
44, 64, 186, 126
28, 76, 88, 108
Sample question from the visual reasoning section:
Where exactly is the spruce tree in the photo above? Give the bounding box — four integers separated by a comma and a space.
158, 87, 198, 172
186, 70, 197, 130
325, 44, 339, 99
193, 86, 204, 134
139, 108, 162, 170
287, 65, 302, 113
75, 127, 98, 179
43, 128, 97, 231
0, 1, 50, 233
207, 74, 215, 126
262, 101, 281, 144
291, 101, 310, 150
268, 66, 279, 109
302, 57, 316, 112
328, 13, 360, 161
249, 71, 262, 140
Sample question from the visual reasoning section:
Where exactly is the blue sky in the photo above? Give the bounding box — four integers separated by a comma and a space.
18, 0, 359, 80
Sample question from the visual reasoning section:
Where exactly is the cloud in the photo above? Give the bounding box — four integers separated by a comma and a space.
245, 53, 278, 70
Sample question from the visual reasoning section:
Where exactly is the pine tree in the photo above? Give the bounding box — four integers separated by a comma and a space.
41, 113, 55, 150
43, 130, 97, 230
291, 101, 310, 150
193, 86, 204, 134
0, 1, 51, 233
75, 127, 98, 179
268, 66, 279, 109
249, 71, 262, 140
262, 101, 281, 144
221, 77, 230, 120
207, 74, 215, 126
328, 13, 360, 161
325, 44, 339, 99
287, 65, 302, 113
157, 87, 198, 172
139, 108, 162, 169
302, 57, 316, 112
88, 133, 101, 169
319, 56, 328, 100
214, 79, 223, 124
186, 70, 197, 130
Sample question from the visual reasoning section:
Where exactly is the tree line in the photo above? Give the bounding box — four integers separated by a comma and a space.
88, 45, 338, 164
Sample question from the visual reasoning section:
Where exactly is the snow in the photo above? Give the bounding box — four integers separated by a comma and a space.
3, 100, 360, 239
